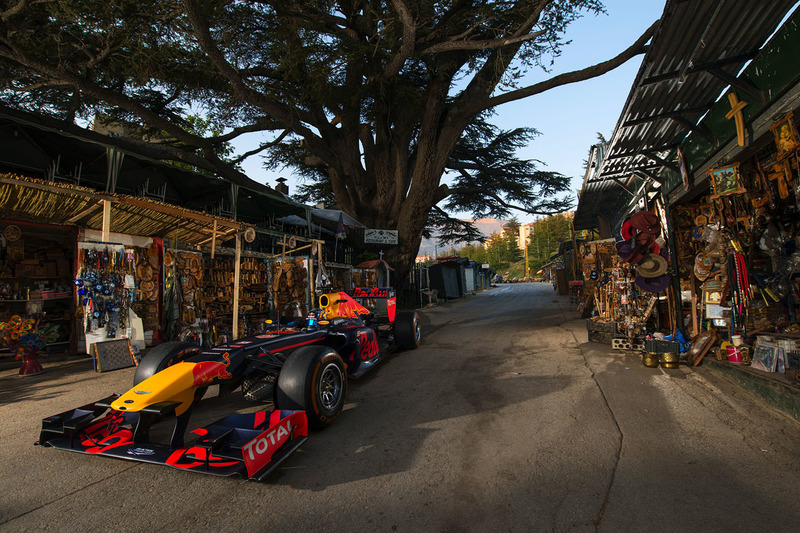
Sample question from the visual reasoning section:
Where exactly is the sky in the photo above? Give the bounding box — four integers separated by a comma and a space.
235, 0, 666, 225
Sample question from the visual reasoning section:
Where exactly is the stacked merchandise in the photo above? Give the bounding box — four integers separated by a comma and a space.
670, 111, 800, 372
130, 244, 160, 334
271, 257, 309, 321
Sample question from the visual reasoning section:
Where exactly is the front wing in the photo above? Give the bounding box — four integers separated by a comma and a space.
37, 397, 308, 482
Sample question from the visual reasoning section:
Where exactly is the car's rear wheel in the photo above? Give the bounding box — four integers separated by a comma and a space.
133, 341, 201, 385
394, 311, 421, 349
274, 346, 346, 429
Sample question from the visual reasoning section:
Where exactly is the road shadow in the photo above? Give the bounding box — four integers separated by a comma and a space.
272, 353, 575, 490
0, 358, 97, 406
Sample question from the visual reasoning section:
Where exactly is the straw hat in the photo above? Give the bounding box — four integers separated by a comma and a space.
637, 253, 668, 278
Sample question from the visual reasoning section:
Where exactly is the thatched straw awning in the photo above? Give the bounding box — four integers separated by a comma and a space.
0, 173, 242, 246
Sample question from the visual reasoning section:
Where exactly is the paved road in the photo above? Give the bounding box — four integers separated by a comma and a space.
2, 283, 799, 532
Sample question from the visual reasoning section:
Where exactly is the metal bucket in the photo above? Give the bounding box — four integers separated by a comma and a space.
659, 352, 680, 369
642, 351, 660, 368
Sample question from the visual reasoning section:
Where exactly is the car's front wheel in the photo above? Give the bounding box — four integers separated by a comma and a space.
274, 346, 346, 429
133, 341, 201, 385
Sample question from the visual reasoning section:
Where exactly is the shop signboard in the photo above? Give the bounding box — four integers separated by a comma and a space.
364, 229, 398, 245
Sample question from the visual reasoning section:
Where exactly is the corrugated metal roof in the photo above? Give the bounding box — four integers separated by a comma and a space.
574, 0, 799, 230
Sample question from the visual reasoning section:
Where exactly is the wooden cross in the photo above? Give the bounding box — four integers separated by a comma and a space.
769, 162, 791, 200
725, 92, 748, 147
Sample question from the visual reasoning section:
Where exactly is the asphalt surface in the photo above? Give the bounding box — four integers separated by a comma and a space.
2, 282, 800, 532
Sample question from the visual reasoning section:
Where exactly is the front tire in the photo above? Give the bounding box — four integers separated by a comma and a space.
133, 341, 201, 386
394, 311, 421, 349
275, 346, 346, 429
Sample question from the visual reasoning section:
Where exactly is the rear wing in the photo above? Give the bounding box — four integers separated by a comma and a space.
349, 287, 397, 323
351, 287, 395, 299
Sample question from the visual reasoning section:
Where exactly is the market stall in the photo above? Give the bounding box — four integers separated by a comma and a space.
671, 112, 800, 368
0, 221, 77, 365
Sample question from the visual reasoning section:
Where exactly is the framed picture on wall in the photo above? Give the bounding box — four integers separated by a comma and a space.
770, 111, 799, 158
708, 163, 746, 198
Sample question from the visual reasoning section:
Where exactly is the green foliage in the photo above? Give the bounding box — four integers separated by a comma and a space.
527, 213, 574, 272
453, 219, 522, 272
444, 118, 573, 217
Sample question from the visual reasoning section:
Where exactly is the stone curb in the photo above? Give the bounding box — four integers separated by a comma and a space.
702, 355, 800, 422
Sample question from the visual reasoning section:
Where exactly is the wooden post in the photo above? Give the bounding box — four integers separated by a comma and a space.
101, 199, 111, 241
690, 279, 699, 338
308, 242, 316, 309
211, 220, 217, 260
232, 232, 242, 339
570, 222, 579, 281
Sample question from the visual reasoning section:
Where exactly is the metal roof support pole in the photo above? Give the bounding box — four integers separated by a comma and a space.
101, 199, 111, 241
232, 231, 242, 340
663, 199, 685, 337
230, 184, 239, 221
106, 148, 124, 193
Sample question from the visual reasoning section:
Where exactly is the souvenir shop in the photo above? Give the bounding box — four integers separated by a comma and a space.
0, 178, 379, 373
572, 1, 800, 382
668, 109, 800, 373
581, 108, 800, 371
580, 209, 679, 355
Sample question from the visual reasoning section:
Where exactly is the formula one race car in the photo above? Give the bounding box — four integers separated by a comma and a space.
36, 288, 420, 481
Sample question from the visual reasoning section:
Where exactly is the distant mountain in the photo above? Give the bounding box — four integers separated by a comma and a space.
417, 217, 509, 257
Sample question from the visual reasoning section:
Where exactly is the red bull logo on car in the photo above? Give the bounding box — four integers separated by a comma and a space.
190, 352, 232, 387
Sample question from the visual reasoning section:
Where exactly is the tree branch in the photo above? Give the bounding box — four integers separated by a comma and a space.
383, 0, 417, 78
1, 0, 54, 22
420, 30, 546, 54
213, 122, 277, 143
181, 0, 317, 137
476, 20, 659, 113
231, 129, 290, 165
448, 184, 573, 217
0, 43, 213, 151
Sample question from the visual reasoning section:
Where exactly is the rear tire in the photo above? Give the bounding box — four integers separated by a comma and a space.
133, 341, 201, 386
394, 311, 421, 349
275, 346, 346, 429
